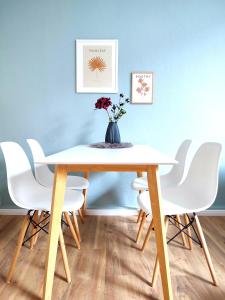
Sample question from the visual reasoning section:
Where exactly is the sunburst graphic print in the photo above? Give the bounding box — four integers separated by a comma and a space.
88, 56, 107, 72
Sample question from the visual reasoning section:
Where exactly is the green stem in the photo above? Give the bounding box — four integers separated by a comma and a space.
106, 109, 113, 122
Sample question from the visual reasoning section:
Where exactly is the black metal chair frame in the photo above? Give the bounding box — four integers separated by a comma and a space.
167, 213, 202, 247
22, 210, 69, 246
147, 212, 202, 247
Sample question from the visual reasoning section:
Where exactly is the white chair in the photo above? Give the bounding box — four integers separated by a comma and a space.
1, 141, 84, 283
27, 138, 89, 222
132, 139, 191, 191
133, 139, 191, 245
137, 142, 222, 287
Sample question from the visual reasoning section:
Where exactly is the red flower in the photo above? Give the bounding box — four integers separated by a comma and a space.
95, 97, 112, 110
94, 93, 129, 123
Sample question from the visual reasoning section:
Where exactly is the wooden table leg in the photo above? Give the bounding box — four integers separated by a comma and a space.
147, 166, 173, 300
151, 217, 169, 288
42, 165, 68, 300
59, 228, 71, 283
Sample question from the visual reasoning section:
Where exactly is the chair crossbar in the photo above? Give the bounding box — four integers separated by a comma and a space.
22, 210, 70, 246
22, 222, 50, 245
22, 210, 50, 245
167, 214, 202, 247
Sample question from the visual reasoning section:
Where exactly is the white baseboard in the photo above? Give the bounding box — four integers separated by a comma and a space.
196, 210, 225, 216
0, 208, 138, 216
86, 208, 138, 216
0, 208, 225, 216
0, 209, 28, 215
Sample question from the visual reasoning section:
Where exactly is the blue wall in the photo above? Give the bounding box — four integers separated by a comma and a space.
1, 0, 225, 209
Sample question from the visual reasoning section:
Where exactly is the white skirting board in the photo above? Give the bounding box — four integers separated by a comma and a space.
0, 208, 225, 216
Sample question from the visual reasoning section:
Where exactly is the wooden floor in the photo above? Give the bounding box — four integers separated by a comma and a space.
0, 215, 225, 299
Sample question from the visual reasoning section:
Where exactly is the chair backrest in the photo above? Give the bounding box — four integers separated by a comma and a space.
182, 142, 222, 209
0, 141, 41, 208
160, 139, 191, 187
27, 138, 53, 187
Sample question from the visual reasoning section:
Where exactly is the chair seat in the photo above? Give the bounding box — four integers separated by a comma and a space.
132, 140, 192, 193
132, 175, 174, 191
138, 187, 211, 216
17, 185, 84, 212
35, 165, 89, 189
66, 175, 89, 189
26, 139, 89, 190
132, 176, 148, 191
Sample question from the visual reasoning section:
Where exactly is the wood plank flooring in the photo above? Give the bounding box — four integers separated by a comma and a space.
0, 215, 225, 299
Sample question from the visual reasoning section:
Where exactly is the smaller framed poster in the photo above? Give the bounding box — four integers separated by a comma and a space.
131, 72, 153, 104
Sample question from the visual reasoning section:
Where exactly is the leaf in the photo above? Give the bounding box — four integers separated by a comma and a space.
88, 56, 107, 72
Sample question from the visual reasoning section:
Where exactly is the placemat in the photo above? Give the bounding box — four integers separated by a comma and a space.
89, 142, 133, 149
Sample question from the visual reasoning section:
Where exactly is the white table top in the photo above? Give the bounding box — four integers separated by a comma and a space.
36, 145, 177, 165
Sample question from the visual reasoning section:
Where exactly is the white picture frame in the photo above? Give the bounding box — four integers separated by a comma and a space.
76, 39, 118, 93
131, 72, 153, 104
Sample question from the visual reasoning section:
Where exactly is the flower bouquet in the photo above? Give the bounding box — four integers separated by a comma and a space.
94, 94, 130, 144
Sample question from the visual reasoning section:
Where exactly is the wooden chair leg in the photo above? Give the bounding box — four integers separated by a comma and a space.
137, 209, 143, 223
72, 211, 81, 242
64, 212, 80, 249
30, 210, 39, 249
195, 215, 218, 286
184, 214, 192, 250
175, 214, 187, 248
59, 228, 71, 283
136, 213, 147, 243
7, 215, 30, 283
78, 208, 84, 224
141, 218, 154, 251
151, 217, 169, 288
82, 172, 89, 216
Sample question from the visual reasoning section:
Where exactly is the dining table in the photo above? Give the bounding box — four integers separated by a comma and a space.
36, 144, 177, 300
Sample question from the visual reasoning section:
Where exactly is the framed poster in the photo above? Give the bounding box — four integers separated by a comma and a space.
131, 72, 153, 104
76, 39, 118, 93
